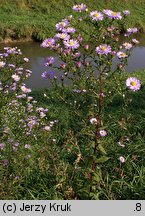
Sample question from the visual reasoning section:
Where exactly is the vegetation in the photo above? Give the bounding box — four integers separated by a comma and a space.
0, 2, 145, 200
0, 0, 145, 42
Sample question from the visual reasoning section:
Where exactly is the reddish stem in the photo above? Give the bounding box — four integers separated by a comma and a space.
92, 70, 103, 171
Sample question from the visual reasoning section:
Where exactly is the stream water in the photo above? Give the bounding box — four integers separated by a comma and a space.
0, 33, 145, 89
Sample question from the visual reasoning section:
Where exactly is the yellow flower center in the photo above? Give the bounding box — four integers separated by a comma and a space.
69, 41, 75, 46
94, 13, 99, 17
101, 46, 106, 51
60, 22, 65, 26
120, 52, 127, 57
60, 34, 65, 39
130, 81, 136, 86
47, 41, 51, 45
111, 12, 117, 16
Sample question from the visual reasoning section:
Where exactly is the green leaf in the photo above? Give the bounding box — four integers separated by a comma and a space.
93, 173, 100, 183
98, 144, 107, 155
95, 156, 110, 163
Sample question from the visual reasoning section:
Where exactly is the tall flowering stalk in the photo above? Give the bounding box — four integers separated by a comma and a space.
41, 3, 141, 197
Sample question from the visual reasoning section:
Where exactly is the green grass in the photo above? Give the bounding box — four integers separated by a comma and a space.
0, 0, 145, 42
26, 69, 145, 199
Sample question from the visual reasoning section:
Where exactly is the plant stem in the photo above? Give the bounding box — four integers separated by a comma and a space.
92, 66, 103, 171
89, 66, 103, 194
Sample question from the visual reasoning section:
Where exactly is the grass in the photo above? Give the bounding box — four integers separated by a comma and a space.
0, 0, 145, 42
25, 69, 145, 199
1, 1, 145, 199
0, 50, 145, 199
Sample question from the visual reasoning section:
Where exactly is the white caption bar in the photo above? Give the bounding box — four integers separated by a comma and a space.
0, 200, 144, 216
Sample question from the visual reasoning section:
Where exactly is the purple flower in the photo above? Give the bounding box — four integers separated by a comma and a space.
103, 9, 112, 15
24, 57, 29, 62
127, 28, 138, 33
44, 126, 51, 131
126, 77, 141, 91
13, 142, 20, 147
90, 11, 104, 21
25, 144, 31, 149
96, 44, 112, 55
126, 28, 138, 36
12, 74, 20, 82
72, 4, 87, 12
20, 85, 31, 93
56, 21, 69, 31
41, 71, 55, 79
99, 130, 107, 137
27, 120, 37, 129
123, 10, 130, 15
44, 56, 54, 66
62, 27, 76, 34
41, 38, 55, 48
132, 38, 139, 44
64, 39, 79, 49
55, 33, 70, 41
117, 51, 127, 58
0, 61, 6, 68
8, 64, 15, 68
103, 9, 122, 19
123, 42, 132, 50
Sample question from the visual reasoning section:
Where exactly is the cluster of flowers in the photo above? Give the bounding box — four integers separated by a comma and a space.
0, 47, 58, 167
40, 3, 142, 166
0, 47, 32, 94
40, 4, 140, 88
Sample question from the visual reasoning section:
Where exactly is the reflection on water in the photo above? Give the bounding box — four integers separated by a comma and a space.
0, 35, 145, 89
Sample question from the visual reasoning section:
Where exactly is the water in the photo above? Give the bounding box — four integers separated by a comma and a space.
0, 34, 145, 89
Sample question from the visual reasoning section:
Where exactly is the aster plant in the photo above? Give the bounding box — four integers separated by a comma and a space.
39, 2, 143, 198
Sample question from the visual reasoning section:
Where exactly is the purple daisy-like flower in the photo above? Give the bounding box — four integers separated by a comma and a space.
125, 28, 138, 36
126, 77, 141, 91
12, 74, 20, 82
72, 3, 87, 12
62, 27, 76, 34
55, 33, 70, 41
127, 27, 138, 33
56, 20, 69, 31
64, 39, 79, 49
96, 44, 112, 55
117, 51, 128, 58
25, 144, 31, 149
123, 42, 132, 50
90, 11, 104, 21
132, 38, 139, 44
41, 71, 55, 79
99, 130, 107, 137
21, 85, 31, 93
103, 9, 112, 15
8, 64, 15, 68
104, 10, 122, 20
44, 56, 54, 66
123, 10, 130, 16
41, 38, 55, 48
